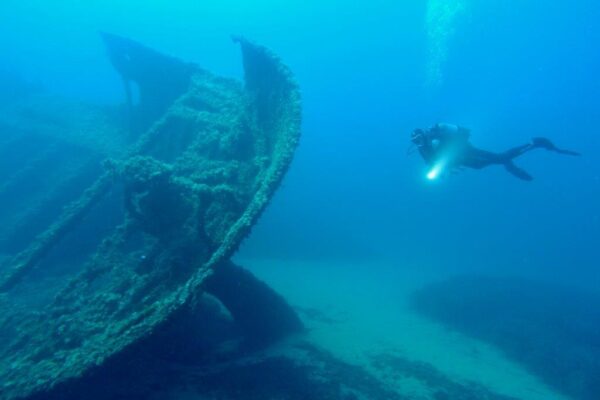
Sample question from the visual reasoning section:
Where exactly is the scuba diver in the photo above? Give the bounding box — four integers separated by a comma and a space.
410, 123, 580, 181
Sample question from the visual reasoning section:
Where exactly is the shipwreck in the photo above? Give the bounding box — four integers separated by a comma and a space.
0, 34, 302, 400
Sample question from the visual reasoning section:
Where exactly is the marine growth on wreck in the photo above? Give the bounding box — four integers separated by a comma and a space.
0, 34, 301, 400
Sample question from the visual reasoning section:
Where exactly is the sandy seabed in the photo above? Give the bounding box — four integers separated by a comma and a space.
237, 257, 568, 400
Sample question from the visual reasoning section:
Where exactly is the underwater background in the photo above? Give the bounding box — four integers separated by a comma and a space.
1, 1, 599, 399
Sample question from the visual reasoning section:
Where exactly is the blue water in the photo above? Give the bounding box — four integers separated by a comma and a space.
1, 0, 600, 398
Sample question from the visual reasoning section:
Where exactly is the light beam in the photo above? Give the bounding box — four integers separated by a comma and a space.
426, 161, 445, 180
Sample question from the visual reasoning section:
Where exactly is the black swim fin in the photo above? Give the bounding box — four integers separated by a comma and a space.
532, 137, 581, 156
505, 161, 533, 181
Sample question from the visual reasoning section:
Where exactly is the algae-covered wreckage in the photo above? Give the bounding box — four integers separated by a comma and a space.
0, 34, 302, 400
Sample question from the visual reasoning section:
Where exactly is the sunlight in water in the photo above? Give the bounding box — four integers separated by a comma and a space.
425, 0, 467, 87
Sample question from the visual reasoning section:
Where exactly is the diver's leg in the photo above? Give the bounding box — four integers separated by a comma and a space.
504, 161, 533, 181
463, 148, 505, 168
500, 143, 535, 160
495, 145, 536, 180
465, 147, 534, 180
532, 137, 581, 156
505, 138, 580, 158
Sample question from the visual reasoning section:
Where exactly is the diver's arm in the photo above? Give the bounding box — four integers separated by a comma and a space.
417, 144, 435, 165
412, 130, 436, 165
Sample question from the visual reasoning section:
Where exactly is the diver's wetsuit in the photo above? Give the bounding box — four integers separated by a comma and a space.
412, 123, 580, 181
